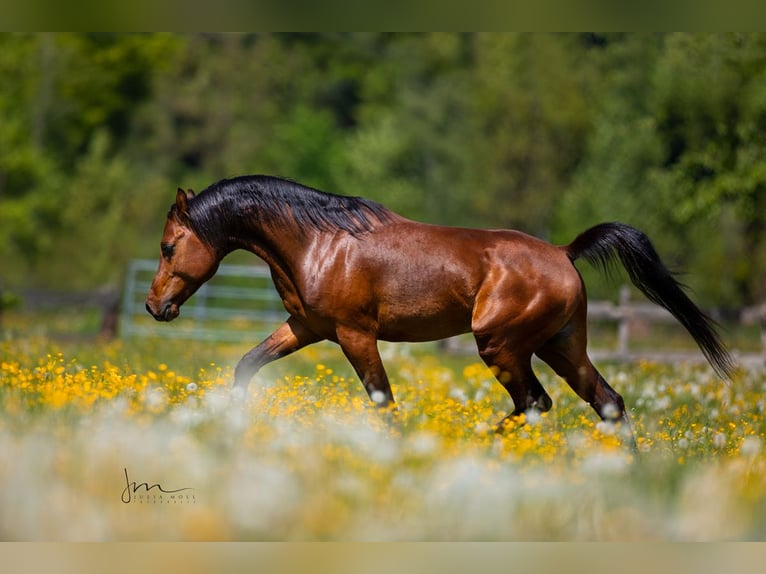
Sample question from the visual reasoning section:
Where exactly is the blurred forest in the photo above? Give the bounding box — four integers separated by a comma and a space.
2, 32, 766, 308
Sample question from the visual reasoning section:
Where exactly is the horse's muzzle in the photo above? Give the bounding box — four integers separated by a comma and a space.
145, 301, 179, 322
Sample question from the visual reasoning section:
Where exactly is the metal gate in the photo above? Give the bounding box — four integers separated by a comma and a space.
120, 259, 286, 342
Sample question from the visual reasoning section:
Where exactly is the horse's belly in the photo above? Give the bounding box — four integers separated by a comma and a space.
378, 321, 472, 343
376, 301, 473, 342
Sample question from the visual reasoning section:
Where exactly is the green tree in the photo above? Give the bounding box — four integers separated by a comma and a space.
650, 33, 766, 304
3, 32, 765, 309
336, 33, 478, 224
555, 33, 766, 306
0, 34, 60, 268
553, 35, 666, 245
468, 33, 592, 237
0, 33, 178, 288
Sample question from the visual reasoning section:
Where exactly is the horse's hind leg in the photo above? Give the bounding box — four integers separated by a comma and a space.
474, 333, 552, 430
535, 316, 635, 446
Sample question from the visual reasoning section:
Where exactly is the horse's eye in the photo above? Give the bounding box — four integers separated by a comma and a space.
161, 243, 175, 260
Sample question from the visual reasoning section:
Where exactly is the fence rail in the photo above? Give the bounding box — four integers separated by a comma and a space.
120, 259, 285, 342
9, 288, 120, 338
583, 285, 766, 367
118, 260, 766, 368
446, 284, 766, 368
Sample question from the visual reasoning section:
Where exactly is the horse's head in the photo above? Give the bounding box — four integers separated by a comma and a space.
145, 188, 220, 322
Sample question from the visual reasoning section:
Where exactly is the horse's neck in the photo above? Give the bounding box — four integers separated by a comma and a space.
235, 219, 309, 281
235, 220, 315, 314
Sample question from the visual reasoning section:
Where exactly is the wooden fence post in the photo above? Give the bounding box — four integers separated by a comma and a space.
740, 301, 766, 367
617, 284, 631, 357
98, 292, 121, 340
760, 305, 766, 366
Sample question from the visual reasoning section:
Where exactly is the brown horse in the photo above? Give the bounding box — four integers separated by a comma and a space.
146, 175, 734, 436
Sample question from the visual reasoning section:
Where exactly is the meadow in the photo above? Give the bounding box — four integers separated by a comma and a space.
1, 313, 766, 541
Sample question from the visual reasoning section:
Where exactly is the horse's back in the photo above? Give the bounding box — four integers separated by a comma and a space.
371, 220, 583, 325
302, 218, 584, 343
368, 220, 581, 300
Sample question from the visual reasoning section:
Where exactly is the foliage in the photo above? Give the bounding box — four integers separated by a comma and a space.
2, 33, 766, 307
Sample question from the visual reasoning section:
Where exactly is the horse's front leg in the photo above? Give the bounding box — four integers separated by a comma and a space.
336, 327, 397, 415
233, 316, 321, 396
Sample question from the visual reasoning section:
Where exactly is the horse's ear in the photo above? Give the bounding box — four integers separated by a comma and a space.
186, 188, 195, 200
175, 187, 191, 223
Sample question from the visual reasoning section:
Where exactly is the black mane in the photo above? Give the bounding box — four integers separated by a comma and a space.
182, 175, 394, 250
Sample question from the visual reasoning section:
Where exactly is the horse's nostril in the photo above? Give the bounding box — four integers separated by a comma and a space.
145, 301, 166, 321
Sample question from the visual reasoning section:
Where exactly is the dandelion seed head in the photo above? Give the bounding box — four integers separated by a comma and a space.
225, 407, 248, 433
741, 436, 762, 457
5, 338, 766, 540
370, 390, 387, 405
524, 408, 542, 426
409, 432, 440, 456
600, 402, 620, 421
713, 432, 727, 449
596, 421, 616, 436
654, 396, 671, 411
449, 387, 468, 404
145, 387, 166, 411
582, 451, 631, 475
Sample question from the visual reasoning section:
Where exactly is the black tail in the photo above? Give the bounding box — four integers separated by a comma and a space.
566, 222, 735, 379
